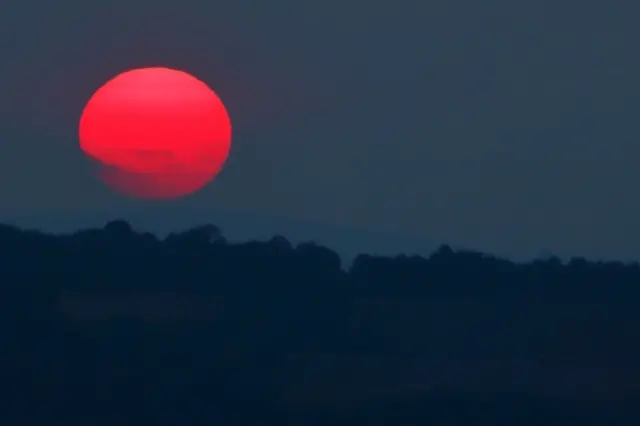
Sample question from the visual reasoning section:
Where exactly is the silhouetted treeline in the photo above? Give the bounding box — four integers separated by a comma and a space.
1, 220, 640, 425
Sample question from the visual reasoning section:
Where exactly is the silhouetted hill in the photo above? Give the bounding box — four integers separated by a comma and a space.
1, 220, 640, 425
5, 208, 440, 264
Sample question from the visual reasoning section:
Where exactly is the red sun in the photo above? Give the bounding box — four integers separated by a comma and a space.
79, 67, 231, 200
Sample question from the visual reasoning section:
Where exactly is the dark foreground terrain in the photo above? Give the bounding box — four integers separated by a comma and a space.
2, 220, 640, 425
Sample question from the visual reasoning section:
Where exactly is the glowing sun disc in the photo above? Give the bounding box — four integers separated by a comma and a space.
79, 67, 232, 199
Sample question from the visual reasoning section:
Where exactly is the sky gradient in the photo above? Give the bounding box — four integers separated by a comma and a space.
1, 0, 639, 260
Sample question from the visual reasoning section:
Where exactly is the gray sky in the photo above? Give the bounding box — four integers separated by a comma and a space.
1, 0, 639, 260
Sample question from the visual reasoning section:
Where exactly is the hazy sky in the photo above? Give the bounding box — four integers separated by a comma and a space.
1, 0, 639, 260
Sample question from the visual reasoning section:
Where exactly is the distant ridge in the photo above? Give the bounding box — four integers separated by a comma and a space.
3, 208, 439, 266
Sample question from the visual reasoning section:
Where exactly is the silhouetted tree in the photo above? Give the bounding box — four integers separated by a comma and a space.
0, 221, 639, 425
